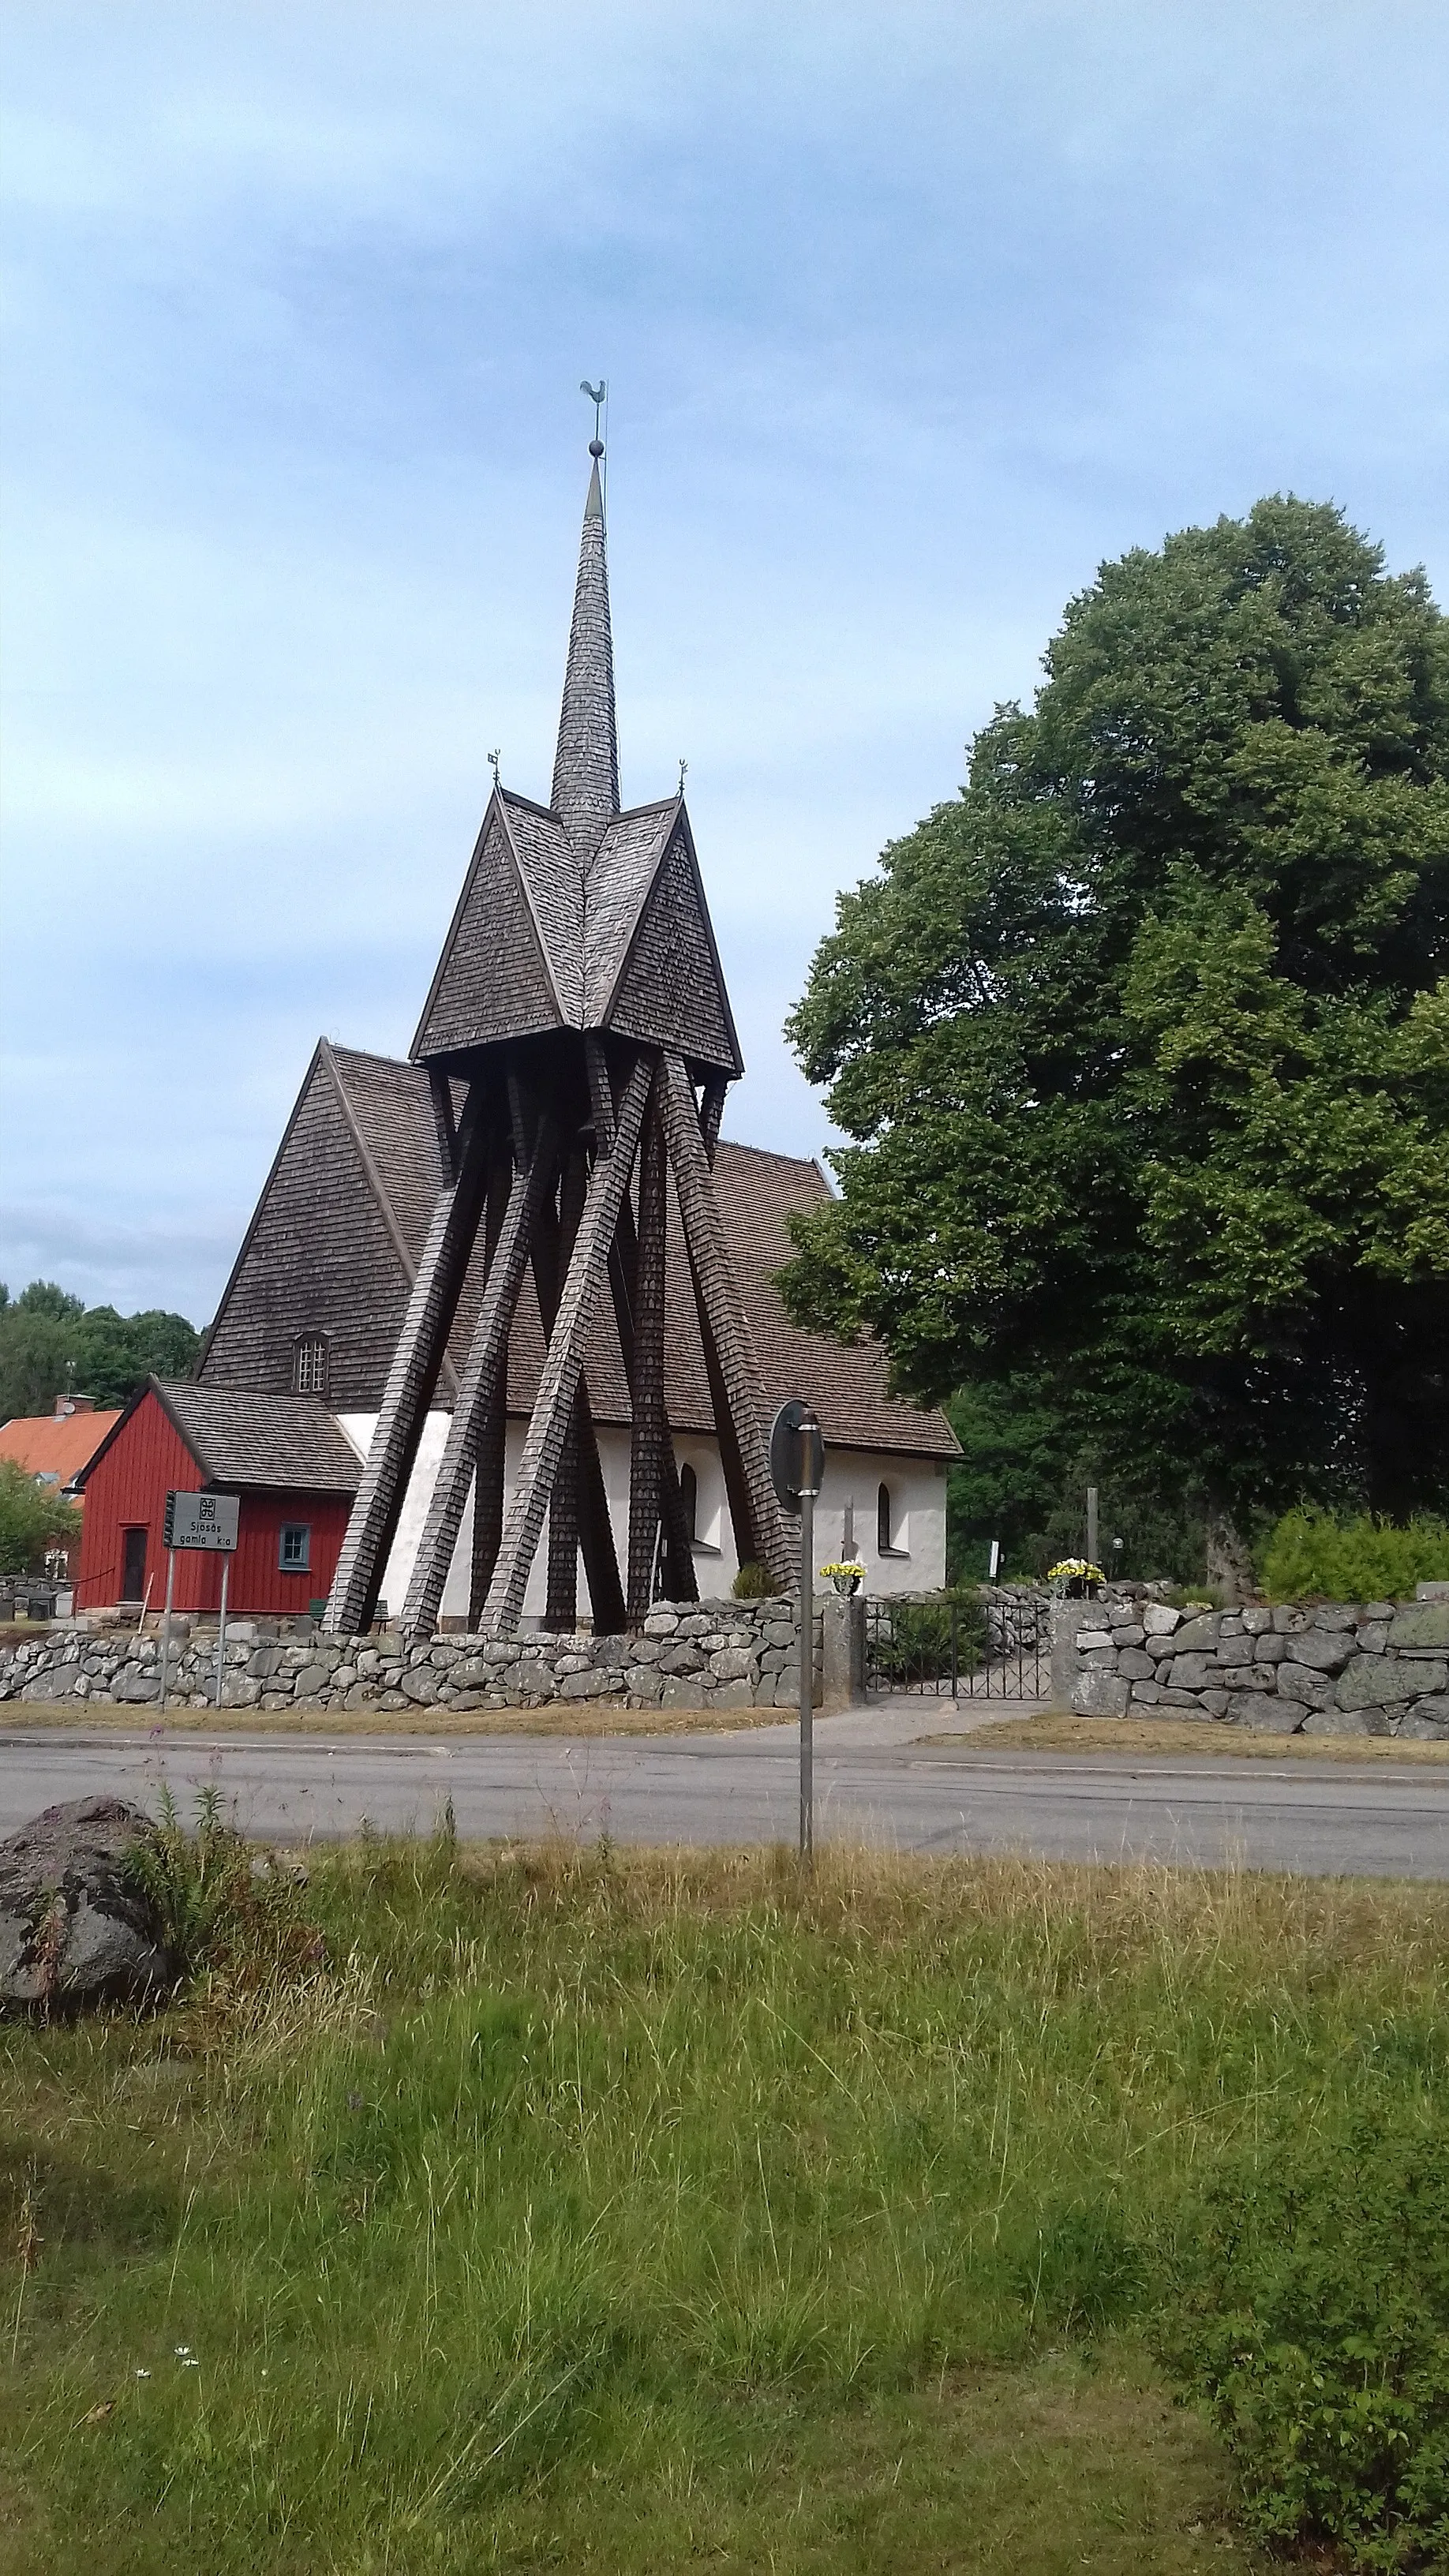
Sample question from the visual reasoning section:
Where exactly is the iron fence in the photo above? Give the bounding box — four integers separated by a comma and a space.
865, 1588, 1052, 1698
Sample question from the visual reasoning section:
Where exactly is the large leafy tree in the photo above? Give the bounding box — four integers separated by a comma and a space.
782, 499, 1449, 1559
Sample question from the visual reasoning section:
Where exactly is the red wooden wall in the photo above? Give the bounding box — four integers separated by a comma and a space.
77, 1391, 351, 1616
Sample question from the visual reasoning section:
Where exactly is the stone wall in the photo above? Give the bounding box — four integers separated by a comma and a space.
0, 1597, 839, 1718
1058, 1586, 1449, 1737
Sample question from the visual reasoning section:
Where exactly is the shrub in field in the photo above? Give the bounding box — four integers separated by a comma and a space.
1260, 1507, 1449, 1604
1165, 2105, 1449, 2569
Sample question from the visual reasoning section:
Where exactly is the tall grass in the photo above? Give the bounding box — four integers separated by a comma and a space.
5, 1840, 1449, 2570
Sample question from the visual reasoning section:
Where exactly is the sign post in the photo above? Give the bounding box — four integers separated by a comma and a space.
159, 1492, 241, 1714
769, 1400, 826, 1864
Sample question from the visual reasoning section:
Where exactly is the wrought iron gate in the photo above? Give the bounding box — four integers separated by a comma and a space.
865, 1589, 1051, 1698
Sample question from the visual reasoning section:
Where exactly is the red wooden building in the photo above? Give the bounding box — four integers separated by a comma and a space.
73, 1380, 362, 1616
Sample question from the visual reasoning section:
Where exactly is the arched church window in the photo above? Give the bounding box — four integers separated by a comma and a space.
293, 1334, 330, 1398
680, 1462, 698, 1543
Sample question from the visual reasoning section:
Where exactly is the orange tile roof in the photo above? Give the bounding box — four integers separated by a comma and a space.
0, 1410, 123, 1493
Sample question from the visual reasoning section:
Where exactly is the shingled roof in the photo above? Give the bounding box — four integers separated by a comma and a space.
409, 462, 739, 1076
200, 1043, 957, 1462
75, 1380, 364, 1496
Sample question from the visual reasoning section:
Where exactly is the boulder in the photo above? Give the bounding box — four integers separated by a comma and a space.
1142, 1604, 1181, 1637
0, 1798, 178, 2012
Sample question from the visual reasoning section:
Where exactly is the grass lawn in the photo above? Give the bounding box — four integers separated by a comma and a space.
8, 1839, 1447, 2571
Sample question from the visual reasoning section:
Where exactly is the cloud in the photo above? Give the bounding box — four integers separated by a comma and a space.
3, 0, 1448, 1312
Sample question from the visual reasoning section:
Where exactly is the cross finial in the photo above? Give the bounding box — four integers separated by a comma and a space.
580, 378, 606, 451
488, 747, 501, 790
677, 757, 688, 796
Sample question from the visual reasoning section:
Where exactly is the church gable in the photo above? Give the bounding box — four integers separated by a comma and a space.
604, 817, 742, 1073
412, 802, 564, 1062
199, 1049, 416, 1410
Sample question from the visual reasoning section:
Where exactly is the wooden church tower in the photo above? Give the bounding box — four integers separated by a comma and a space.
325, 435, 795, 1639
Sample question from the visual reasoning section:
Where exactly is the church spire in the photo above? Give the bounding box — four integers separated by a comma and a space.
551, 436, 619, 855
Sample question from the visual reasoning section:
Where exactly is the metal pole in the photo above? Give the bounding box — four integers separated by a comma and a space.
213, 1554, 231, 1710
951, 1598, 958, 1703
1086, 1485, 1099, 1569
158, 1549, 176, 1713
799, 1477, 814, 1864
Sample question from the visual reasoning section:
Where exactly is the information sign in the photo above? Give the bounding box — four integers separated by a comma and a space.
163, 1491, 239, 1553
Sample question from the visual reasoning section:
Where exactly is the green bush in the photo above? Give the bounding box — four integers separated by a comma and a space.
1164, 2104, 1449, 2569
1260, 1507, 1449, 1604
871, 1591, 987, 1687
731, 1559, 776, 1599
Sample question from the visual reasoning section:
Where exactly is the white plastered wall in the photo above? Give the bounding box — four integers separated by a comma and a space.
336, 1415, 948, 1622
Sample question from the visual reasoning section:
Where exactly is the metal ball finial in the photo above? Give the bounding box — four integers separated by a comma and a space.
589, 438, 604, 458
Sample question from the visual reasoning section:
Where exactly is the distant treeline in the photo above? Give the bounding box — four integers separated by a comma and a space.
0, 1280, 202, 1422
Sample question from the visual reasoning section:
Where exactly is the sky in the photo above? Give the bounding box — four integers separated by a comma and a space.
3, 1, 1448, 1327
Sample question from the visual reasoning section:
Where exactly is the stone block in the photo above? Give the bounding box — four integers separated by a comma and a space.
1109, 1623, 1145, 1648
1083, 1647, 1120, 1670
1117, 1649, 1155, 1680
291, 1664, 331, 1698
1253, 1633, 1286, 1662
1365, 1601, 1396, 1621
1198, 1690, 1230, 1717
1276, 1628, 1353, 1672
1217, 1664, 1280, 1692
712, 1679, 754, 1709
1163, 1652, 1218, 1690
344, 1684, 380, 1710
1301, 1705, 1391, 1738
1241, 1607, 1272, 1635
1357, 1622, 1390, 1655
1076, 1629, 1113, 1653
628, 1672, 665, 1704
642, 1612, 679, 1638
1129, 1682, 1163, 1705
1337, 1655, 1447, 1710
248, 1648, 285, 1679
259, 1691, 291, 1710
1071, 1669, 1130, 1717
1312, 1607, 1359, 1632
1388, 1604, 1449, 1650
560, 1668, 622, 1699
1276, 1661, 1334, 1709
1172, 1614, 1220, 1653
400, 1668, 441, 1704
1397, 1702, 1449, 1739
1143, 1605, 1181, 1636
661, 1676, 710, 1709
659, 1646, 705, 1676
379, 1692, 407, 1711
1226, 1690, 1301, 1733
218, 1676, 261, 1709
710, 1646, 754, 1683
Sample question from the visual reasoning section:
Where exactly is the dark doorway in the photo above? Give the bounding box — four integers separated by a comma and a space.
122, 1526, 148, 1602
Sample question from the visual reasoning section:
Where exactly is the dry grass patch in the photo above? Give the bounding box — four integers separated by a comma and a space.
927, 1711, 1449, 1762
0, 1696, 769, 1738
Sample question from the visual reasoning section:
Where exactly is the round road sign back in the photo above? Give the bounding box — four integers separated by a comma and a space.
769, 1399, 825, 1515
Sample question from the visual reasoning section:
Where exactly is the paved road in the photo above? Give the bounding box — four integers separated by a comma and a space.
5, 1719, 1449, 1877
